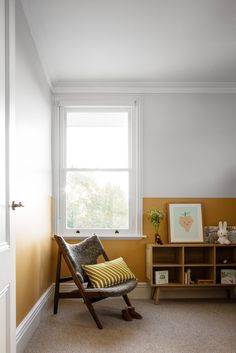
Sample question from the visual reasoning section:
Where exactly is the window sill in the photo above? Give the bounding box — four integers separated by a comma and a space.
52, 235, 147, 241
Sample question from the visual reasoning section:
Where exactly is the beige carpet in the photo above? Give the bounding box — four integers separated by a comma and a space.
24, 299, 236, 353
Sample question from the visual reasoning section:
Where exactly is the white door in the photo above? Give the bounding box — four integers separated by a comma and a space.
0, 0, 15, 353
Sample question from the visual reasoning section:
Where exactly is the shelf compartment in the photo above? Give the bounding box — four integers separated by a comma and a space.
184, 266, 215, 284
216, 246, 236, 265
152, 247, 182, 265
184, 246, 214, 265
152, 266, 183, 286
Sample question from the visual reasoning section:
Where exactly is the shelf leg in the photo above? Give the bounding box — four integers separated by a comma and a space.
226, 288, 231, 299
154, 287, 160, 305
151, 287, 156, 299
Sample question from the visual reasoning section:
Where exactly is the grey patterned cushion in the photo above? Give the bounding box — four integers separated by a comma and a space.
56, 235, 105, 282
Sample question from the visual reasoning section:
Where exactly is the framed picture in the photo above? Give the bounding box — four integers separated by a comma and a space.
203, 226, 218, 243
168, 203, 203, 243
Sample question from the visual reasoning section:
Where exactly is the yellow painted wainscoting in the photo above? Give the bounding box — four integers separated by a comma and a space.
16, 198, 53, 326
143, 198, 236, 245
51, 198, 236, 285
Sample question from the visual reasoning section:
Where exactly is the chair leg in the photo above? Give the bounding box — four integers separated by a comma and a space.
122, 294, 132, 307
83, 299, 103, 329
54, 249, 62, 314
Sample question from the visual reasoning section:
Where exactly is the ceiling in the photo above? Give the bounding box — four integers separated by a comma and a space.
21, 0, 236, 85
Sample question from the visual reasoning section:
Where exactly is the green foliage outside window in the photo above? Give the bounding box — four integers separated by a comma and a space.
66, 173, 128, 229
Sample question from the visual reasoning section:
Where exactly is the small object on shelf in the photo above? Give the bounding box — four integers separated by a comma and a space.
187, 268, 191, 284
155, 234, 163, 245
204, 225, 236, 244
146, 208, 165, 244
228, 228, 236, 244
217, 221, 231, 245
155, 270, 168, 284
223, 259, 228, 264
184, 272, 188, 284
203, 226, 218, 243
186, 268, 195, 284
221, 269, 236, 284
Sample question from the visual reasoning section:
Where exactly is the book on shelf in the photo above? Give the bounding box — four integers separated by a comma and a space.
184, 271, 188, 284
155, 270, 168, 284
185, 269, 195, 284
221, 269, 236, 284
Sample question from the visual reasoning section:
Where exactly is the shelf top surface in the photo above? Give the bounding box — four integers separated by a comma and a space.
147, 243, 236, 248
216, 263, 236, 266
151, 283, 236, 287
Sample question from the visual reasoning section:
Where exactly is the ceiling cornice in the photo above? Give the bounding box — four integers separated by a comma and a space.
53, 81, 236, 94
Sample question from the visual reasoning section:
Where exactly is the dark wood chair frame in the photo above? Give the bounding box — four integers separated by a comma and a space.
54, 236, 134, 329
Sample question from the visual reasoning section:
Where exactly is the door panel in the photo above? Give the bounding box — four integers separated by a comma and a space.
0, 0, 6, 245
0, 0, 15, 352
0, 285, 9, 353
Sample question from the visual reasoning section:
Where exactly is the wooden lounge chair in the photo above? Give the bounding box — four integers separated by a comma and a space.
53, 234, 138, 329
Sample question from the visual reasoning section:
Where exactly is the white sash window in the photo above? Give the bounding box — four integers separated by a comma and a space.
53, 96, 142, 238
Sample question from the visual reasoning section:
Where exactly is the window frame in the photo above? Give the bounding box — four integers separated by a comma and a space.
53, 95, 143, 239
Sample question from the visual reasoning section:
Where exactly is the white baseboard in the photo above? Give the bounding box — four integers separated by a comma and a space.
59, 281, 151, 299
16, 285, 54, 353
58, 281, 230, 300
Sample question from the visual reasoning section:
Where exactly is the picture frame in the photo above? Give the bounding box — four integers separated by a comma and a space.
168, 203, 203, 243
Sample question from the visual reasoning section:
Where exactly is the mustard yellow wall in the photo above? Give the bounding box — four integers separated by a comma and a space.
51, 198, 236, 286
16, 199, 53, 326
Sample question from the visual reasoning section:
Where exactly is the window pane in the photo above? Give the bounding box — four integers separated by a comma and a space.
66, 171, 129, 229
66, 111, 128, 168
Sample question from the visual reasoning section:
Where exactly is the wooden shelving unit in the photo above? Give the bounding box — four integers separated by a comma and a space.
146, 244, 236, 304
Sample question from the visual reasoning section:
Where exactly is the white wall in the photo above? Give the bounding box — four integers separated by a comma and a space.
143, 93, 236, 197
54, 90, 236, 198
15, 0, 52, 227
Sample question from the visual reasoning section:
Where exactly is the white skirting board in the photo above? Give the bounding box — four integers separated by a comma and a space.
59, 282, 230, 299
16, 285, 54, 353
16, 282, 231, 353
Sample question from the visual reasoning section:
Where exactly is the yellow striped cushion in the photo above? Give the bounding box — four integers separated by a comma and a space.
82, 257, 136, 288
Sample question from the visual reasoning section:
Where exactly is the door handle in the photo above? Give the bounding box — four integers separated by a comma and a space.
11, 201, 24, 211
